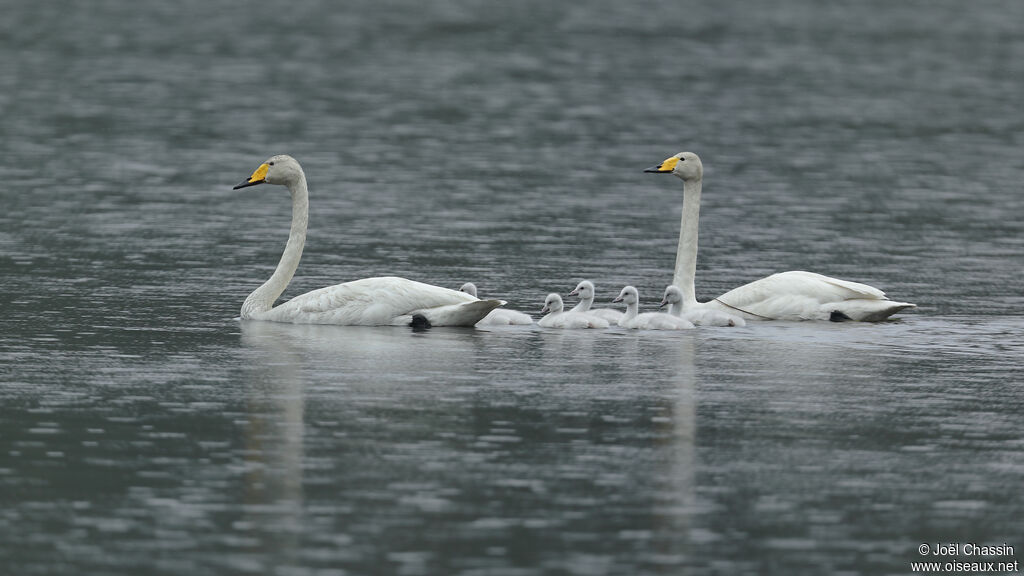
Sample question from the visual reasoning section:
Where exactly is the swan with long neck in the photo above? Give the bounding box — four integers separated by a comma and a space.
232, 155, 502, 326
644, 152, 916, 322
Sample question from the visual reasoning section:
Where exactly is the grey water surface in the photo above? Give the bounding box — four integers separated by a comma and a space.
2, 1, 1023, 575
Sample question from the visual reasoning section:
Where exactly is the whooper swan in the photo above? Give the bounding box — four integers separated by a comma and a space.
645, 152, 916, 322
232, 155, 502, 327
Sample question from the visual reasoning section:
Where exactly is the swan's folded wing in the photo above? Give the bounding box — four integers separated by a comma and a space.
783, 271, 887, 300
266, 276, 480, 325
718, 271, 884, 305
713, 271, 893, 320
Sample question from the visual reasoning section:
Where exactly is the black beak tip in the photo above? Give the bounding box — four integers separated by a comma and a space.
643, 166, 665, 173
232, 179, 264, 190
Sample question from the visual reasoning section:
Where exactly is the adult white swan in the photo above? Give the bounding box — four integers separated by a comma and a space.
459, 282, 533, 325
232, 155, 502, 326
644, 152, 916, 322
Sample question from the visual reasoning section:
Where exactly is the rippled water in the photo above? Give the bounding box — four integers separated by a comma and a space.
2, 1, 1022, 574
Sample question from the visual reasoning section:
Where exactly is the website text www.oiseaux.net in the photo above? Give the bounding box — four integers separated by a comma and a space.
912, 543, 1017, 574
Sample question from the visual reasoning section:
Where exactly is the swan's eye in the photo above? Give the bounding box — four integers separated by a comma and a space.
268, 161, 275, 166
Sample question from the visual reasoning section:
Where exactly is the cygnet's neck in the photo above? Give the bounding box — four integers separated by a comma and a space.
241, 175, 309, 318
673, 177, 702, 308
666, 301, 682, 317
569, 295, 593, 313
622, 300, 639, 321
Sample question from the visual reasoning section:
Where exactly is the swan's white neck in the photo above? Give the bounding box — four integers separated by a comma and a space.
673, 177, 701, 308
241, 175, 309, 318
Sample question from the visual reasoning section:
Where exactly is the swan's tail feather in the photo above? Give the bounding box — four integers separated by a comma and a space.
832, 300, 916, 322
418, 299, 505, 327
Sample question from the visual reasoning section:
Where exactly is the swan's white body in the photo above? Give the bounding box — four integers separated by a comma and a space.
568, 280, 625, 323
233, 155, 502, 327
459, 283, 533, 325
661, 285, 745, 327
646, 152, 916, 322
538, 293, 610, 329
613, 286, 694, 330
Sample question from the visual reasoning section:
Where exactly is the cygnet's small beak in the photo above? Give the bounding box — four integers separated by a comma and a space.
540, 305, 549, 314
644, 156, 679, 174
568, 288, 579, 297
612, 295, 623, 303
233, 163, 269, 189
658, 299, 669, 308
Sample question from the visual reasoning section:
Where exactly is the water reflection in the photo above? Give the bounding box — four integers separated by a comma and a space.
238, 322, 699, 573
240, 321, 487, 379
238, 322, 308, 564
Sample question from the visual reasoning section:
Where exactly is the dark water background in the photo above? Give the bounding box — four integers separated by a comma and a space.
1, 1, 1022, 574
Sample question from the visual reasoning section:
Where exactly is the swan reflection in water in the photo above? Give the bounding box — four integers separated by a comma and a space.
238, 321, 697, 565
240, 321, 487, 381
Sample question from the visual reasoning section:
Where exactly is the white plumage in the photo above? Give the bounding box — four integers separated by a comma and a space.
232, 155, 502, 327
568, 280, 625, 323
538, 293, 610, 329
459, 283, 533, 325
660, 285, 745, 327
613, 286, 694, 330
644, 152, 916, 322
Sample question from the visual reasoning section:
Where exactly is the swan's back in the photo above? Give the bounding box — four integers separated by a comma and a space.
589, 308, 624, 322
620, 312, 694, 330
252, 276, 498, 326
713, 271, 915, 321
539, 311, 610, 329
718, 271, 882, 304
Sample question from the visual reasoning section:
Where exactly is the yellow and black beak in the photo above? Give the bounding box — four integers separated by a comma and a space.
643, 156, 679, 174
233, 163, 269, 189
